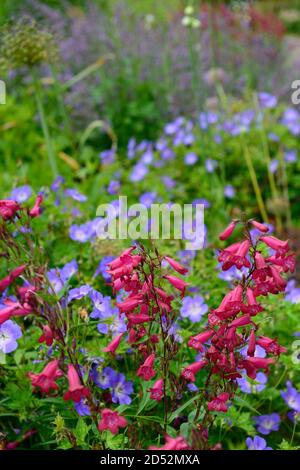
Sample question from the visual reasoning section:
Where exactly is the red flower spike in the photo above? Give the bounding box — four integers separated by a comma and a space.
63, 364, 89, 403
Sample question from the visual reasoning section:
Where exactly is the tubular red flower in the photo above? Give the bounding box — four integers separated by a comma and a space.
207, 392, 230, 412
28, 195, 43, 218
256, 336, 287, 355
219, 221, 237, 241
0, 265, 26, 294
137, 353, 156, 381
38, 325, 54, 346
127, 313, 151, 327
103, 333, 124, 354
251, 220, 269, 232
63, 364, 89, 402
163, 275, 189, 296
149, 379, 164, 401
98, 409, 127, 435
188, 330, 214, 350
181, 360, 207, 382
247, 329, 256, 356
164, 256, 188, 275
28, 359, 63, 393
0, 199, 20, 220
260, 236, 290, 257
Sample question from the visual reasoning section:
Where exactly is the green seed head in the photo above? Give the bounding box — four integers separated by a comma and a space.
0, 18, 58, 71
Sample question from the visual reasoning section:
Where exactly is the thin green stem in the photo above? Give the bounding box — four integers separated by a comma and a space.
32, 75, 58, 177
242, 140, 269, 223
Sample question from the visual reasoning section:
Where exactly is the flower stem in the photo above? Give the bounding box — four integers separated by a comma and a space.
242, 140, 269, 223
32, 74, 58, 178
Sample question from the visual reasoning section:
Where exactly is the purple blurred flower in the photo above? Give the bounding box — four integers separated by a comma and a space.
67, 285, 91, 303
218, 264, 244, 283
236, 371, 267, 394
140, 150, 153, 165
127, 138, 136, 159
246, 436, 272, 450
284, 150, 297, 163
268, 132, 279, 142
199, 112, 218, 129
97, 313, 127, 336
89, 290, 117, 319
192, 198, 211, 209
99, 149, 115, 164
180, 295, 208, 323
107, 180, 120, 195
281, 108, 300, 135
130, 163, 148, 182
239, 344, 266, 358
281, 381, 300, 412
161, 176, 175, 189
48, 260, 78, 293
185, 152, 198, 165
94, 256, 114, 282
11, 185, 32, 203
139, 191, 156, 208
91, 365, 117, 389
187, 383, 198, 392
177, 249, 196, 266
224, 185, 235, 198
51, 176, 65, 192
69, 223, 93, 242
160, 147, 175, 160
74, 399, 91, 416
269, 159, 279, 173
205, 159, 218, 173
258, 92, 277, 109
0, 320, 22, 353
65, 188, 87, 202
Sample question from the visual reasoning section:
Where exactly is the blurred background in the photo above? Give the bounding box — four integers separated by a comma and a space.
0, 0, 299, 263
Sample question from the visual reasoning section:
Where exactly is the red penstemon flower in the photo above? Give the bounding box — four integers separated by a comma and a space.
63, 364, 89, 403
187, 218, 294, 423
98, 409, 127, 435
28, 359, 63, 393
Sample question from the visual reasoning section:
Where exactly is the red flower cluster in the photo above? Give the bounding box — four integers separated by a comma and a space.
107, 247, 189, 404
0, 196, 43, 221
186, 219, 294, 410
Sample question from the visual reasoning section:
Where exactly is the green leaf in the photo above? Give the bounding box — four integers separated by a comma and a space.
74, 418, 91, 447
168, 395, 199, 423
